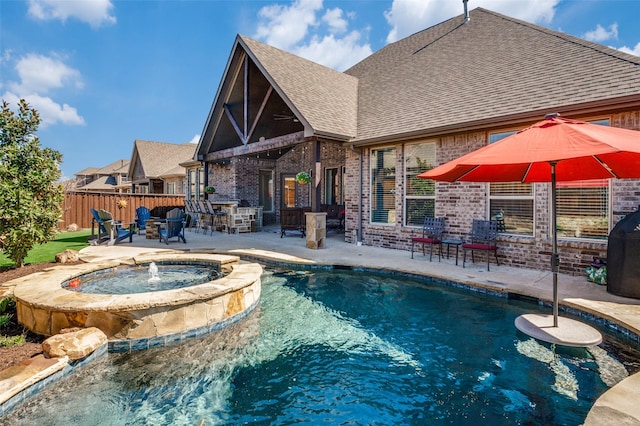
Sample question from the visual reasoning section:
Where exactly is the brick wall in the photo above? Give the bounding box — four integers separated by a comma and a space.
345, 110, 640, 275
204, 137, 345, 225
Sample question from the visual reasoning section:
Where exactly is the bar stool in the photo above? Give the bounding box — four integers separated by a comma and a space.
212, 207, 227, 232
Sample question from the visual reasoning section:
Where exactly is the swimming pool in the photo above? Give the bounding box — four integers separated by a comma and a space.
4, 268, 637, 425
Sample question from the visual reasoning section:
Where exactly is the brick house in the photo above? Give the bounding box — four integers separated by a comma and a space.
128, 140, 196, 194
75, 160, 130, 193
193, 7, 640, 273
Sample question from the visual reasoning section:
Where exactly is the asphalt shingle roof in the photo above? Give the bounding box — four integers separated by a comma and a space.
345, 7, 640, 143
75, 167, 99, 176
132, 140, 197, 178
95, 159, 129, 175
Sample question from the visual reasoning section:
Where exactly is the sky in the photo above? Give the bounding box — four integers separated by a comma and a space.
1, 0, 639, 180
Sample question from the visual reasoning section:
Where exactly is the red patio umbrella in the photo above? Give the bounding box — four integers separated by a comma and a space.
418, 114, 640, 345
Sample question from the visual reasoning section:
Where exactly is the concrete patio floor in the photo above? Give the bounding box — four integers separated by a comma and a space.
75, 225, 640, 425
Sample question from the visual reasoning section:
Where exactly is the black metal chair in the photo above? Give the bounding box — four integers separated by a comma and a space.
411, 217, 445, 261
462, 219, 499, 270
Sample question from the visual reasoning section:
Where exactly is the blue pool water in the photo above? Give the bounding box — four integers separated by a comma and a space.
4, 269, 638, 425
62, 263, 220, 294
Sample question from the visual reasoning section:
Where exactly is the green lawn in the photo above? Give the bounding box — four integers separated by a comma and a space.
0, 229, 92, 268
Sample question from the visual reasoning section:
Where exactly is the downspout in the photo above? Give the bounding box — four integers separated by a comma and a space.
350, 144, 363, 245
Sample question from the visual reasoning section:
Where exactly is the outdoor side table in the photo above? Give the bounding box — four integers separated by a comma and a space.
442, 238, 464, 265
153, 221, 165, 241
145, 219, 160, 239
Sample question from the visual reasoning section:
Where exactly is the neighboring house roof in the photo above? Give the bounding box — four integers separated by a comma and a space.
345, 7, 640, 144
129, 140, 197, 181
95, 159, 129, 175
75, 167, 99, 176
239, 35, 359, 139
76, 175, 118, 191
160, 165, 188, 178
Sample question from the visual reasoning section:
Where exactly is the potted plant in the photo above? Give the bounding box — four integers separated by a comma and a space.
296, 172, 311, 185
204, 186, 216, 194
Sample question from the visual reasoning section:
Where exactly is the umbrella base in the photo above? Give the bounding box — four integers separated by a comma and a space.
515, 314, 602, 347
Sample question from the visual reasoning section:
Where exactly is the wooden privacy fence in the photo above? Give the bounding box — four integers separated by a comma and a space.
60, 191, 185, 230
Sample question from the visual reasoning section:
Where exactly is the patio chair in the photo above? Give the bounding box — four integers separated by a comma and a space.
411, 216, 445, 261
208, 201, 228, 233
462, 219, 500, 271
90, 208, 110, 244
159, 208, 187, 244
183, 199, 198, 231
95, 209, 134, 246
280, 207, 307, 238
198, 200, 213, 234
135, 206, 151, 234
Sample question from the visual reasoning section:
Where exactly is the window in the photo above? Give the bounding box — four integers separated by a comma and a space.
556, 179, 609, 239
342, 166, 347, 206
488, 131, 534, 235
404, 141, 436, 226
370, 147, 396, 224
259, 169, 274, 212
166, 183, 175, 194
187, 167, 204, 200
325, 167, 340, 204
282, 175, 296, 208
199, 168, 205, 199
556, 118, 611, 240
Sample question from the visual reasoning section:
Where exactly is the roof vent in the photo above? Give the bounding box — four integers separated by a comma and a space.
463, 0, 470, 23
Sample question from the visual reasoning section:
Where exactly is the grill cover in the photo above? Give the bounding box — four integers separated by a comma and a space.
607, 205, 640, 299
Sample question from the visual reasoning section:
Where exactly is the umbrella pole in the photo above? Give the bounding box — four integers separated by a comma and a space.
550, 162, 559, 327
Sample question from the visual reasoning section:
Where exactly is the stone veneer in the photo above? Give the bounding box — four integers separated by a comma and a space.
305, 212, 327, 249
13, 253, 262, 340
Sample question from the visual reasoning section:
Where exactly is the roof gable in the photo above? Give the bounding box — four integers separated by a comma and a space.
239, 35, 358, 139
197, 35, 358, 158
129, 140, 196, 180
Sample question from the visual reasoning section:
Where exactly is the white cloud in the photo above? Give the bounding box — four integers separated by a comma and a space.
322, 8, 348, 34
3, 53, 85, 128
294, 31, 372, 71
189, 134, 200, 144
1, 91, 84, 127
10, 53, 83, 94
255, 0, 323, 51
583, 23, 618, 43
27, 0, 116, 28
618, 42, 640, 57
384, 0, 560, 43
254, 0, 371, 71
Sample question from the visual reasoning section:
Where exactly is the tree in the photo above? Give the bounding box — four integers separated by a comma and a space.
0, 99, 64, 267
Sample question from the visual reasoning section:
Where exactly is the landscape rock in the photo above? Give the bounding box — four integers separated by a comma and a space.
55, 249, 79, 264
66, 224, 79, 232
42, 327, 107, 360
